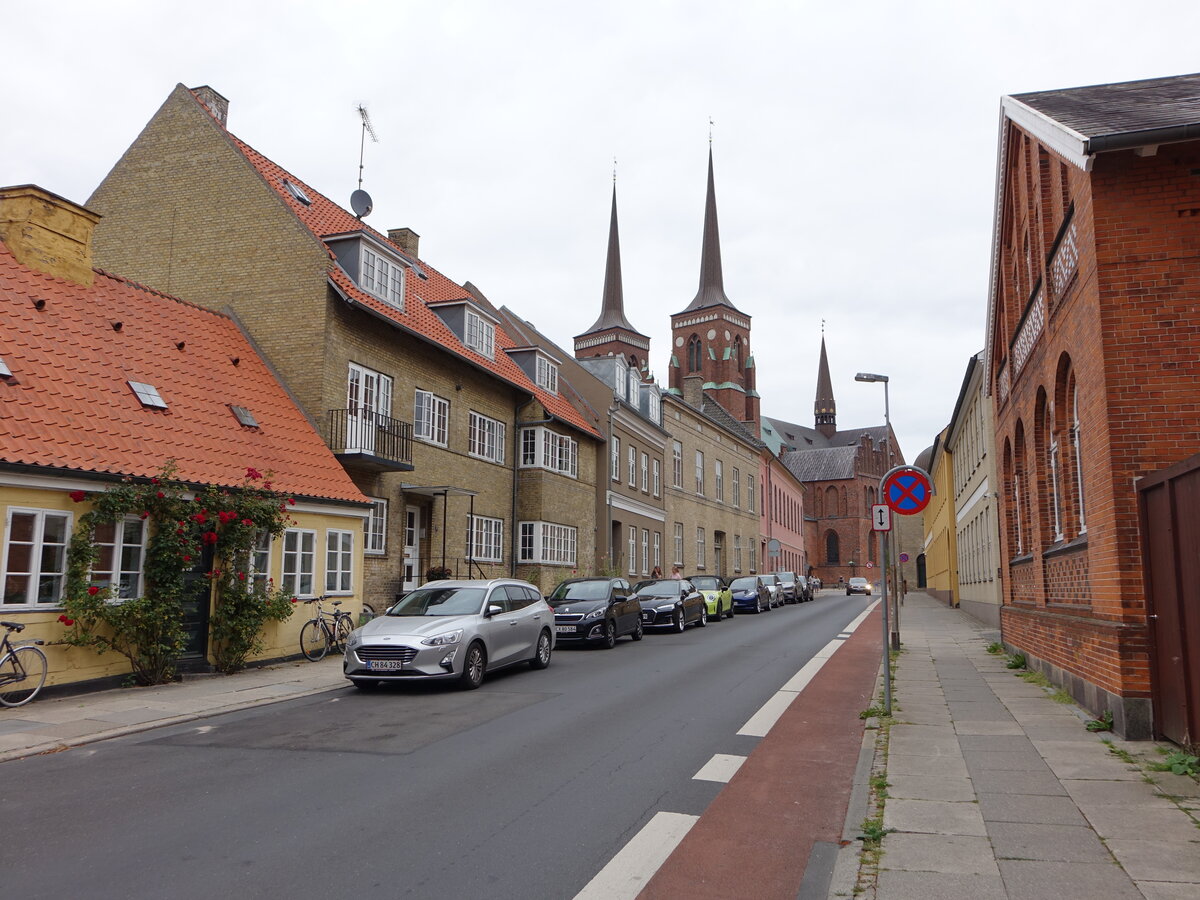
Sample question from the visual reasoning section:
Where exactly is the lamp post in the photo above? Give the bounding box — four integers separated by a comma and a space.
856, 372, 900, 652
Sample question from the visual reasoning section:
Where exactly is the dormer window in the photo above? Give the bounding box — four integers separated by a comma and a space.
361, 246, 404, 309
536, 356, 558, 393
465, 310, 495, 359
128, 381, 167, 409
627, 367, 640, 407
648, 389, 660, 425
614, 359, 626, 393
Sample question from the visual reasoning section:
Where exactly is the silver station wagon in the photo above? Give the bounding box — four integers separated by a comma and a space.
344, 579, 554, 690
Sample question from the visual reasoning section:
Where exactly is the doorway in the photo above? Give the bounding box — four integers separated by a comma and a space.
402, 505, 421, 592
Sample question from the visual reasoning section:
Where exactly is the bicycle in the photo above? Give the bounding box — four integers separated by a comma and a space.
0, 621, 48, 707
298, 597, 355, 662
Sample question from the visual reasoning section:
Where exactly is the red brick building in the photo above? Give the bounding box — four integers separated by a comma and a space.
986, 73, 1200, 739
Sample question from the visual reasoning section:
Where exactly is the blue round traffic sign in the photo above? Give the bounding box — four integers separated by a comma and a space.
883, 467, 932, 515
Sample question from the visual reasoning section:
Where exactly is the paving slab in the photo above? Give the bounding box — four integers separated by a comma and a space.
1081, 804, 1200, 841
996, 859, 1143, 899
1062, 778, 1180, 808
883, 798, 987, 836
970, 768, 1068, 796
887, 753, 969, 778
962, 748, 1048, 771
880, 832, 1000, 875
976, 792, 1089, 826
1041, 756, 1142, 781
1138, 881, 1200, 899
874, 868, 1008, 899
1105, 838, 1200, 882
958, 733, 1039, 752
986, 820, 1111, 862
887, 774, 977, 802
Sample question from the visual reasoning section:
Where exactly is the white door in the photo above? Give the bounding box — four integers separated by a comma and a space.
402, 506, 420, 591
346, 364, 393, 454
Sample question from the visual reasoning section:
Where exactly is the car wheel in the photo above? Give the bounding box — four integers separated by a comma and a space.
697, 605, 708, 627
460, 642, 486, 689
674, 609, 686, 633
631, 619, 644, 641
602, 620, 617, 650
530, 630, 553, 669
867, 590, 872, 596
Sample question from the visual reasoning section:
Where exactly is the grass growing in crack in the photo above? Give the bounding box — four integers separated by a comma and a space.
1005, 652, 1027, 669
1019, 670, 1051, 687
1050, 688, 1074, 704
1101, 738, 1137, 765
986, 641, 1004, 654
870, 773, 891, 799
1085, 711, 1114, 732
859, 705, 887, 720
858, 815, 893, 847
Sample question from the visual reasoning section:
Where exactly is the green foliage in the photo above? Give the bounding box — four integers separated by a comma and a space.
1050, 688, 1073, 704
60, 463, 297, 682
1085, 711, 1114, 732
1101, 738, 1137, 765
869, 773, 891, 799
1005, 652, 1027, 669
857, 815, 891, 846
1020, 670, 1051, 687
1149, 751, 1200, 777
860, 705, 887, 720
425, 565, 453, 581
986, 641, 1004, 654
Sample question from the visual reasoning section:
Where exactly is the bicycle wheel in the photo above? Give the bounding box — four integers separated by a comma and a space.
299, 620, 329, 661
333, 615, 353, 654
0, 645, 48, 707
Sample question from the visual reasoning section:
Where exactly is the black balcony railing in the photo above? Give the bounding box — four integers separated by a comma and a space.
327, 408, 413, 470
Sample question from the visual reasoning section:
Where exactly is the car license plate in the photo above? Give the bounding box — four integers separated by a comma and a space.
556, 625, 576, 634
367, 659, 405, 670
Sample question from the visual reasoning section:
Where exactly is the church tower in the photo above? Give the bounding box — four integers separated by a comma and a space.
814, 334, 837, 439
573, 185, 651, 373
668, 148, 759, 430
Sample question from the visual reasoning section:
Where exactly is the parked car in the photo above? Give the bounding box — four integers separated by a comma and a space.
546, 577, 643, 648
775, 571, 802, 604
689, 574, 734, 621
847, 577, 873, 596
344, 579, 554, 691
729, 575, 772, 613
761, 573, 784, 608
632, 579, 707, 632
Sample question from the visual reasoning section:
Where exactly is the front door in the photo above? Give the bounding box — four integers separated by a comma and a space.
346, 364, 393, 454
713, 532, 725, 578
402, 506, 421, 591
178, 547, 214, 668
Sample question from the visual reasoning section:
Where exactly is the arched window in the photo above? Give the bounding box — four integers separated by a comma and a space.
687, 335, 702, 373
1045, 401, 1062, 542
825, 486, 839, 518
732, 336, 743, 372
1069, 375, 1086, 534
825, 530, 840, 564
1013, 421, 1030, 556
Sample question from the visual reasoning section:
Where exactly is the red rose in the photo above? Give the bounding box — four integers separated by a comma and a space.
151, 477, 160, 485
262, 481, 272, 490
192, 512, 208, 524
287, 498, 296, 506
183, 555, 192, 562
62, 617, 75, 626
87, 586, 99, 595
290, 597, 298, 603
242, 518, 253, 526
58, 614, 69, 623
156, 491, 165, 499
246, 467, 263, 481
202, 531, 218, 544
69, 490, 86, 502
139, 511, 149, 520
238, 572, 246, 581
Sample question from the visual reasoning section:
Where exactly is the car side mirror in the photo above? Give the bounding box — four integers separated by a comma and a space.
486, 604, 504, 617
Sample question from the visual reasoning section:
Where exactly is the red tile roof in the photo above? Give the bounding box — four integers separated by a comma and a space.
0, 244, 369, 504
206, 97, 599, 440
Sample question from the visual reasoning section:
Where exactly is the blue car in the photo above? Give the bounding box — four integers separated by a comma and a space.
728, 575, 771, 614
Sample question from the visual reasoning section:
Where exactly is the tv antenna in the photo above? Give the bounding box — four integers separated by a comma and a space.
352, 104, 378, 219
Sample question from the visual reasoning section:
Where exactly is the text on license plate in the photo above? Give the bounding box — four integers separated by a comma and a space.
555, 625, 576, 634
367, 659, 406, 670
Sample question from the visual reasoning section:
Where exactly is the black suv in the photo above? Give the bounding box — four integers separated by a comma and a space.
546, 577, 644, 648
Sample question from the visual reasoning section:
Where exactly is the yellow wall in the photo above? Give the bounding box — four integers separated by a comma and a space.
921, 432, 959, 606
0, 478, 365, 689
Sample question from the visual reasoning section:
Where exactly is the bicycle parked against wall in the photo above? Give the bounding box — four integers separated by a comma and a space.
298, 597, 355, 662
0, 621, 48, 707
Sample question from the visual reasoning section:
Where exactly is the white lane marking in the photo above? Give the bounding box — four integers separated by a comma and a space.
573, 811, 699, 900
738, 599, 883, 736
693, 753, 747, 783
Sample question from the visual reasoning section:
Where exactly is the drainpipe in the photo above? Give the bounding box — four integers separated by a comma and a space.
510, 399, 522, 578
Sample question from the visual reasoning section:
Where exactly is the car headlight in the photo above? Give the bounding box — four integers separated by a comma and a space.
656, 603, 676, 612
422, 629, 463, 646
584, 608, 606, 619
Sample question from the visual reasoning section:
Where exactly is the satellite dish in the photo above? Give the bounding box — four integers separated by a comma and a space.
351, 189, 373, 219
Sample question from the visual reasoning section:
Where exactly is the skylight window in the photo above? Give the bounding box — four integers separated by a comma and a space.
0, 357, 11, 378
230, 405, 259, 428
282, 179, 312, 206
128, 381, 167, 409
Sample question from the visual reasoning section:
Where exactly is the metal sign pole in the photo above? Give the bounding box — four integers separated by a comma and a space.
879, 528, 892, 715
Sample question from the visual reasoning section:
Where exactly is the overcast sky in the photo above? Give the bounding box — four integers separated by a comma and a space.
8, 1, 1200, 462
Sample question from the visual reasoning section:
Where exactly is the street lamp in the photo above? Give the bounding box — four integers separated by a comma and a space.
855, 373, 896, 641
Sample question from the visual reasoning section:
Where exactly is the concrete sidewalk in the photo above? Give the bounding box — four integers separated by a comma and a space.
0, 655, 346, 762
835, 593, 1200, 899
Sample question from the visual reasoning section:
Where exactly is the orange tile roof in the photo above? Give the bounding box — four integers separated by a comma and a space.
0, 244, 368, 504
207, 97, 599, 441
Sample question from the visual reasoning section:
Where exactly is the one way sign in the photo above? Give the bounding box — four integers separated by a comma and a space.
871, 504, 892, 532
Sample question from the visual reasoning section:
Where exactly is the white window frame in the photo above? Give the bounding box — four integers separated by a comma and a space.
696, 527, 706, 569
673, 522, 684, 566
734, 535, 743, 573
749, 543, 758, 573
628, 526, 637, 575
641, 528, 649, 576
249, 530, 272, 592
627, 368, 640, 407
465, 310, 495, 359
1, 508, 71, 608
652, 458, 661, 497
1072, 389, 1087, 534
695, 450, 705, 495
365, 498, 387, 556
611, 437, 621, 482
361, 245, 405, 309
536, 356, 559, 393
672, 441, 683, 488
520, 426, 577, 478
732, 467, 741, 508
715, 459, 724, 503
468, 411, 506, 464
1048, 430, 1063, 543
653, 532, 661, 571
414, 389, 449, 446
91, 515, 147, 600
325, 529, 355, 595
466, 515, 504, 563
747, 473, 756, 513
648, 390, 660, 424
518, 521, 577, 566
640, 452, 649, 493
628, 445, 637, 487
282, 528, 317, 598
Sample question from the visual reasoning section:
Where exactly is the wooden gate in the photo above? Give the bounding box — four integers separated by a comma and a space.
1138, 452, 1200, 746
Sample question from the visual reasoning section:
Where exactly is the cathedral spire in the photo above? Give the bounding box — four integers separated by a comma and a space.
680, 148, 737, 313
815, 334, 837, 439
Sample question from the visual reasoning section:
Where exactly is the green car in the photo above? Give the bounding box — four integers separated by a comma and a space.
688, 575, 733, 621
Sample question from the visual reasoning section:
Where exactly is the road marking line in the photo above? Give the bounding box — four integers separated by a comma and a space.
737, 689, 797, 736
573, 811, 699, 900
693, 753, 747, 783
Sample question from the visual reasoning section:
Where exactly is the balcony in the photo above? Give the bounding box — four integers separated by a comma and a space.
327, 408, 414, 472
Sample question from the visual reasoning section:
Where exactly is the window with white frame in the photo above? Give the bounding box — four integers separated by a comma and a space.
627, 444, 636, 487
641, 529, 649, 575
325, 529, 354, 594
614, 360, 626, 394
747, 473, 756, 512
282, 529, 316, 597
365, 498, 387, 555
361, 245, 405, 309
414, 390, 449, 446
732, 467, 741, 508
696, 527, 706, 569
653, 532, 661, 571
640, 452, 649, 493
652, 459, 661, 497
2, 508, 70, 607
749, 543, 757, 573
518, 522, 577, 565
520, 427, 578, 477
465, 310, 495, 359
92, 517, 147, 600
628, 526, 637, 575
611, 437, 621, 482
695, 450, 705, 495
673, 522, 684, 566
249, 530, 272, 591
648, 390, 660, 425
627, 368, 640, 407
715, 460, 724, 502
466, 515, 503, 563
734, 534, 743, 572
468, 411, 506, 464
536, 356, 559, 393
672, 441, 683, 488
1071, 385, 1087, 534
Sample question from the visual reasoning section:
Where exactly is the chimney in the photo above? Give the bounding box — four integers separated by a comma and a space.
388, 227, 420, 258
191, 85, 229, 127
0, 185, 101, 286
682, 374, 704, 409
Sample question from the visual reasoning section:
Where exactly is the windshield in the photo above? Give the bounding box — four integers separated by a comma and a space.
633, 580, 679, 598
850, 578, 868, 586
777, 573, 796, 584
729, 577, 756, 591
387, 587, 485, 616
548, 580, 609, 602
690, 576, 720, 591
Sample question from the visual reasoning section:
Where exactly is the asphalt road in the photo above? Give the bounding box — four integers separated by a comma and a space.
1, 591, 873, 900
